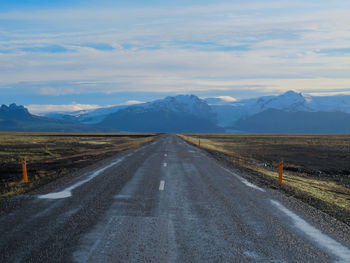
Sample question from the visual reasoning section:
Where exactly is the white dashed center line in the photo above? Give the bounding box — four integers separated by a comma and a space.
159, 180, 165, 191
163, 162, 167, 167
164, 154, 167, 157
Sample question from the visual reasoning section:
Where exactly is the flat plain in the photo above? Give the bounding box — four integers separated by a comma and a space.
179, 134, 350, 225
1, 134, 350, 262
0, 132, 157, 199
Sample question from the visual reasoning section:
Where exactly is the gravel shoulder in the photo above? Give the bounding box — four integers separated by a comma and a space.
193, 146, 350, 248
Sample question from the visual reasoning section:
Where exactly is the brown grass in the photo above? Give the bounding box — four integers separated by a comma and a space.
0, 132, 158, 199
178, 134, 350, 222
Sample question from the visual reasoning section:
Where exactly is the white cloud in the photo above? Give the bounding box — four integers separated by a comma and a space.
37, 87, 81, 95
215, 96, 237, 102
1, 1, 350, 98
123, 100, 144, 105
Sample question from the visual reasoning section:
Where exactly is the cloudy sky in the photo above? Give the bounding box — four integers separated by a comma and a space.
1, 0, 350, 112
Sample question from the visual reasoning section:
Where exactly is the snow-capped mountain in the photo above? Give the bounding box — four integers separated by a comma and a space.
98, 95, 222, 132
44, 105, 130, 124
209, 91, 308, 127
307, 95, 350, 113
142, 94, 215, 121
254, 90, 311, 112
40, 91, 350, 133
0, 104, 108, 132
76, 105, 130, 124
44, 94, 214, 125
209, 91, 350, 127
207, 90, 350, 113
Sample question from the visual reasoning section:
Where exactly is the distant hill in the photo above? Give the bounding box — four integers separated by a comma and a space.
233, 109, 350, 133
44, 91, 350, 133
209, 91, 350, 127
44, 105, 128, 124
4, 90, 350, 133
99, 95, 223, 132
0, 104, 109, 132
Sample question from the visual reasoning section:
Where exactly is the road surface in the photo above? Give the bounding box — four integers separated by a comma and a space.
1, 135, 350, 262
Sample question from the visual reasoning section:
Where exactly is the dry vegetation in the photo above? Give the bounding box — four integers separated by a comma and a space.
0, 132, 157, 199
178, 134, 350, 224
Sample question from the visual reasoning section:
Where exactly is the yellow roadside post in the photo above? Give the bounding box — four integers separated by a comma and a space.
278, 161, 283, 185
22, 159, 28, 183
198, 139, 201, 147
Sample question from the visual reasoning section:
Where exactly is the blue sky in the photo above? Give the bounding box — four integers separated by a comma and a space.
1, 0, 350, 113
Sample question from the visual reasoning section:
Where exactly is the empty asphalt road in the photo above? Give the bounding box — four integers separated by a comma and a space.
1, 135, 350, 262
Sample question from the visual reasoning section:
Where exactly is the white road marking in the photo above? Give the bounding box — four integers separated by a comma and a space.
239, 177, 265, 192
222, 167, 266, 192
38, 156, 127, 199
164, 154, 167, 157
38, 191, 72, 199
271, 200, 350, 262
243, 251, 261, 260
159, 180, 165, 191
114, 194, 132, 199
163, 162, 167, 167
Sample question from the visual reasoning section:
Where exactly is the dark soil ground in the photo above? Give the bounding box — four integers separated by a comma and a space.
0, 133, 157, 198
189, 134, 350, 187
180, 134, 350, 226
207, 148, 350, 226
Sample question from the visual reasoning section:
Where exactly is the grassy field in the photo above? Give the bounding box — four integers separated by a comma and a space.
178, 134, 350, 224
0, 132, 158, 199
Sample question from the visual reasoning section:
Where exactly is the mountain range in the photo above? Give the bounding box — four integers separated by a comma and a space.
1, 91, 350, 133
0, 104, 109, 132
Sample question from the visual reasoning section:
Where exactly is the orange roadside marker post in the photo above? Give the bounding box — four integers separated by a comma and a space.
198, 139, 201, 147
22, 159, 28, 183
278, 161, 283, 185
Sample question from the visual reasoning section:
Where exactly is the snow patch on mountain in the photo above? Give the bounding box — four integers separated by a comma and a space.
142, 94, 214, 120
